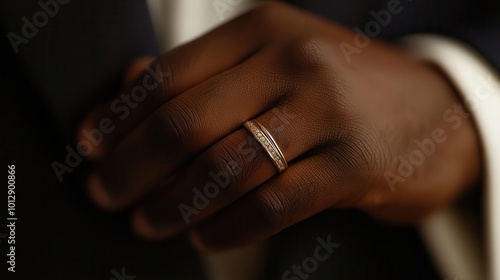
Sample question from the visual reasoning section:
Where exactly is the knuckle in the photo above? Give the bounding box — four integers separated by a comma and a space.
324, 124, 392, 208
293, 78, 352, 137
162, 64, 175, 92
283, 37, 334, 76
350, 140, 380, 179
329, 124, 386, 191
149, 60, 176, 94
278, 38, 346, 104
321, 87, 355, 130
208, 155, 241, 191
197, 67, 245, 104
162, 101, 201, 141
244, 2, 291, 35
247, 2, 287, 23
253, 188, 290, 230
204, 138, 262, 194
146, 99, 201, 149
351, 124, 386, 174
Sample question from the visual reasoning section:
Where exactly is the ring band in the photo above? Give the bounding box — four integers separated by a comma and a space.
243, 119, 288, 173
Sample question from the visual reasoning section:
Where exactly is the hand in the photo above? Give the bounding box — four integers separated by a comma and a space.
78, 2, 480, 251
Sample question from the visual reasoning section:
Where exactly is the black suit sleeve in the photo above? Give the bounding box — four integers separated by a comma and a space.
0, 1, 203, 279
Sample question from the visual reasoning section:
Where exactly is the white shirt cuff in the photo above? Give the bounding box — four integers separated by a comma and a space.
402, 34, 500, 280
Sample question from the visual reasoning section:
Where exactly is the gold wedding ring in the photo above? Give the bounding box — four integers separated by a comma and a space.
243, 119, 288, 173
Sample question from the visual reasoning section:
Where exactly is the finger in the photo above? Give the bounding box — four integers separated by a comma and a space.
130, 103, 322, 239
77, 4, 288, 160
186, 151, 367, 252
75, 56, 157, 159
123, 57, 156, 87
87, 46, 294, 212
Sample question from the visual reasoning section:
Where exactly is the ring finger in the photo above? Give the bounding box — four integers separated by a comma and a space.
131, 103, 329, 239
87, 47, 294, 211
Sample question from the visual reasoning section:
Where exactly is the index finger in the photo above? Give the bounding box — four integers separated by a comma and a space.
77, 3, 290, 159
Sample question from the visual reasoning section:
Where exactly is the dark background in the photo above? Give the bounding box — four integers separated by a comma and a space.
1, 0, 496, 279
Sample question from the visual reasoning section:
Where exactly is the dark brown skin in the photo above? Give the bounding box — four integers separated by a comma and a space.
78, 2, 481, 252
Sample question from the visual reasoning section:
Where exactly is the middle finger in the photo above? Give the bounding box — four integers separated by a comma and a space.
88, 46, 294, 211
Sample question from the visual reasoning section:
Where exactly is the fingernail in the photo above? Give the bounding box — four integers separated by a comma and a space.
131, 210, 157, 238
132, 210, 180, 240
87, 173, 117, 211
